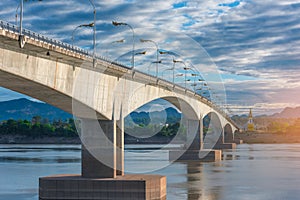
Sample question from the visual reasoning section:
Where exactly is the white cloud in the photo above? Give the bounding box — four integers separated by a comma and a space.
0, 0, 300, 115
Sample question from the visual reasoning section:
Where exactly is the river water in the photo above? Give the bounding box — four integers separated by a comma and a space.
0, 144, 300, 200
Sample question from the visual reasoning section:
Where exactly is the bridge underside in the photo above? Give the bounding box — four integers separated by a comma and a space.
0, 69, 106, 119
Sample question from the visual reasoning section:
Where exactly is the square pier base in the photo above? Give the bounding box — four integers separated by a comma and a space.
234, 139, 243, 144
39, 174, 166, 200
214, 143, 237, 150
169, 149, 222, 162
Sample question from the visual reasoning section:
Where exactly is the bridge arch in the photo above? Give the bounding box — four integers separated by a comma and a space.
202, 112, 223, 149
0, 68, 107, 120
224, 123, 234, 143
0, 32, 238, 146
124, 95, 202, 148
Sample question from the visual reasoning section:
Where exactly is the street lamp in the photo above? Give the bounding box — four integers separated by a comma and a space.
146, 60, 162, 76
168, 59, 190, 89
182, 65, 191, 90
18, 0, 43, 48
160, 61, 179, 82
159, 51, 179, 83
162, 67, 173, 79
173, 59, 188, 85
112, 21, 135, 68
105, 39, 125, 57
135, 51, 146, 55
87, 0, 96, 68
191, 73, 199, 92
140, 39, 159, 77
112, 39, 125, 44
194, 78, 204, 93
71, 22, 94, 46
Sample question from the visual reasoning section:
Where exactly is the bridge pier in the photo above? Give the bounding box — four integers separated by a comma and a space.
209, 127, 237, 150
213, 142, 237, 150
212, 136, 237, 150
169, 119, 222, 162
234, 139, 243, 144
40, 119, 166, 200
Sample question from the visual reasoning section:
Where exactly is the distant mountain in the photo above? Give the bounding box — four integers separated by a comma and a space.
0, 98, 182, 124
126, 107, 181, 126
0, 98, 72, 121
271, 107, 300, 118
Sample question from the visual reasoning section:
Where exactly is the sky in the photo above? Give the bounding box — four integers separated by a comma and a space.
0, 0, 300, 116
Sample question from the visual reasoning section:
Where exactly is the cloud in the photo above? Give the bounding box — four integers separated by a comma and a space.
0, 0, 299, 115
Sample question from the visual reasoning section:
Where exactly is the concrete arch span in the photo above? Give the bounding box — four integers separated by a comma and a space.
0, 63, 107, 120
202, 112, 223, 149
224, 123, 234, 143
0, 45, 237, 132
124, 96, 202, 151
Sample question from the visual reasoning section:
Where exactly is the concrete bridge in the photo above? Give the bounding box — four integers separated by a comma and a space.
0, 20, 239, 199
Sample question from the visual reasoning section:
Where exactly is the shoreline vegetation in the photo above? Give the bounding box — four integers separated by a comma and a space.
1, 131, 300, 145
0, 117, 185, 145
235, 131, 300, 144
1, 118, 300, 145
0, 132, 300, 144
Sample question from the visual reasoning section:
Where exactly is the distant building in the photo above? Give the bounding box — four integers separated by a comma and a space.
247, 108, 255, 131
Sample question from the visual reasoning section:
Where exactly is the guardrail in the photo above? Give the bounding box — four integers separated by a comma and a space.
0, 20, 237, 129
0, 20, 130, 69
0, 20, 90, 56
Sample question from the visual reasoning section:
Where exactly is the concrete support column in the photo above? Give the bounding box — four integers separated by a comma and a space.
81, 119, 117, 178
224, 132, 234, 143
116, 119, 124, 176
169, 117, 221, 162
186, 119, 203, 150
214, 128, 236, 150
40, 118, 166, 200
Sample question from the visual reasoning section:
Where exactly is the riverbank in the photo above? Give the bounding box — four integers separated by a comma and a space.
0, 135, 81, 144
235, 132, 300, 144
2, 132, 300, 144
0, 134, 180, 144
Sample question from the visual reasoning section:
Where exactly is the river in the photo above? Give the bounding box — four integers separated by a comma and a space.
1, 144, 300, 200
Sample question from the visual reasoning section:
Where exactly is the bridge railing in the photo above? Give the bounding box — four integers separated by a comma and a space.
131, 68, 233, 123
0, 20, 90, 56
0, 20, 237, 128
0, 20, 129, 69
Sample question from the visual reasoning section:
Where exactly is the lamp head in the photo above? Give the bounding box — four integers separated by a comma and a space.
135, 51, 147, 55
152, 60, 162, 63
159, 50, 167, 54
79, 22, 94, 27
112, 21, 127, 26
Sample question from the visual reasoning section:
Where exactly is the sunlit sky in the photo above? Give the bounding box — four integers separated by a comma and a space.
0, 0, 300, 116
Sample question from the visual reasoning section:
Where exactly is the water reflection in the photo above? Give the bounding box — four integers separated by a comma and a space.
185, 162, 222, 200
1, 144, 300, 200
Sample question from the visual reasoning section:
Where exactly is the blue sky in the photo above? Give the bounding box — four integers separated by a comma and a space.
0, 0, 300, 115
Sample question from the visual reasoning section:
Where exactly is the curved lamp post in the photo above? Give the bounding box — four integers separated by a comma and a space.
183, 65, 191, 90
146, 60, 162, 76
71, 22, 94, 46
140, 39, 159, 77
87, 0, 96, 67
112, 21, 135, 68
162, 67, 173, 79
191, 73, 200, 92
173, 59, 187, 85
18, 0, 43, 48
159, 51, 179, 83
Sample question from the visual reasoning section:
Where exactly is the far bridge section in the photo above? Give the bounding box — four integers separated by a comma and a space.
0, 20, 240, 200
